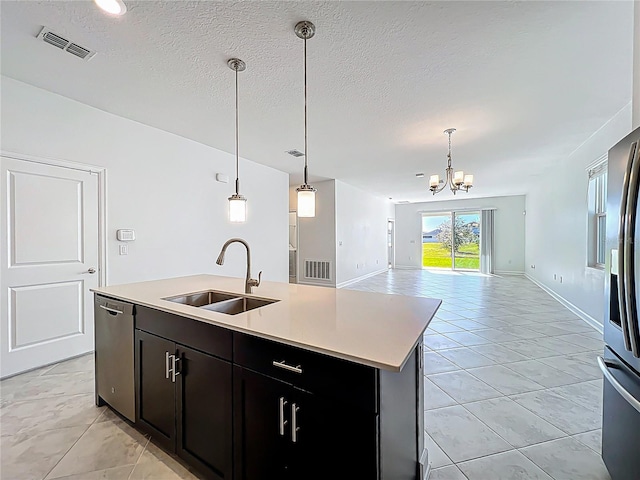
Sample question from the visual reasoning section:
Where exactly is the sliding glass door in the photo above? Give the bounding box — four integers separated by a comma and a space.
422, 211, 480, 271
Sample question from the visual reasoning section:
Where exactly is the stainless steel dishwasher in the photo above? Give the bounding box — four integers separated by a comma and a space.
94, 295, 135, 422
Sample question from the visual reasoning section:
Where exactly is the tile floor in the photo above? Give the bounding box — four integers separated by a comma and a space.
0, 269, 610, 480
349, 269, 610, 480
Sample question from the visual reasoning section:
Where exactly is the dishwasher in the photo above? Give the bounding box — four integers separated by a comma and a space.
94, 295, 135, 422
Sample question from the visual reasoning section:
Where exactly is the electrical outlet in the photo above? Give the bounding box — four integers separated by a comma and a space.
553, 274, 557, 280
560, 276, 563, 283
530, 264, 535, 269
119, 244, 128, 255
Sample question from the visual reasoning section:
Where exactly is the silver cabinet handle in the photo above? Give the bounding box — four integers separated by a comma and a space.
291, 403, 300, 443
165, 352, 171, 379
598, 356, 640, 414
272, 360, 303, 374
278, 397, 288, 436
99, 304, 123, 315
171, 356, 180, 383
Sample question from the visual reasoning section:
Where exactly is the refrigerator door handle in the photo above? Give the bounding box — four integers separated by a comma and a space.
618, 141, 637, 352
598, 356, 640, 414
623, 141, 640, 357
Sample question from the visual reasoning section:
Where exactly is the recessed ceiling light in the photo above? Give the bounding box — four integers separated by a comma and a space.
94, 0, 127, 16
416, 173, 425, 178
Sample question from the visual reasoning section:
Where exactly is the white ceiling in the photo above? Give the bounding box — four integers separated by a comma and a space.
0, 1, 634, 203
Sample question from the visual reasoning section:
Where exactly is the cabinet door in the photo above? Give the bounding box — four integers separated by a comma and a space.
233, 366, 291, 480
135, 329, 175, 450
289, 388, 378, 480
177, 345, 233, 480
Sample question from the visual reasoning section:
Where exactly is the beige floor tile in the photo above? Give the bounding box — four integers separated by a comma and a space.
520, 437, 611, 480
48, 465, 134, 480
0, 425, 87, 480
46, 416, 147, 479
129, 441, 202, 479
459, 450, 552, 479
0, 393, 103, 437
44, 354, 94, 376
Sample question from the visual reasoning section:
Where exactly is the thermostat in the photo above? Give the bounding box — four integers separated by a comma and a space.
116, 229, 135, 242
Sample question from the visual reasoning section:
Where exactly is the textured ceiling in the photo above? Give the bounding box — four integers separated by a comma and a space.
0, 1, 634, 202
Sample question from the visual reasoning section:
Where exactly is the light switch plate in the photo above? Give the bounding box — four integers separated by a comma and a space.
116, 229, 135, 241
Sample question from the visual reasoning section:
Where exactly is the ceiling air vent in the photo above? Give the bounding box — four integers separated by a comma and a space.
37, 27, 97, 61
286, 150, 305, 158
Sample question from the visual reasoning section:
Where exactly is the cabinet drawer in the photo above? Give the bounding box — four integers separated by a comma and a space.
136, 305, 232, 361
233, 333, 378, 412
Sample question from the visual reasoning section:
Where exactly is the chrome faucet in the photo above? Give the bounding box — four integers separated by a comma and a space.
216, 238, 262, 294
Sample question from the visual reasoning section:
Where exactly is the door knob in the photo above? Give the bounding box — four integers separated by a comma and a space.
87, 268, 96, 274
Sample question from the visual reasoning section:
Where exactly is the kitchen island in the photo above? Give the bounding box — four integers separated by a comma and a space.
92, 274, 441, 480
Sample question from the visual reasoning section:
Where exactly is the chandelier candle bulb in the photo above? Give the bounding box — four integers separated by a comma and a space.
430, 175, 440, 187
454, 171, 464, 185
463, 174, 474, 187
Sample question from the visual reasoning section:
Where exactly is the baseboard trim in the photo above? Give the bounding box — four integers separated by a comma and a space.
494, 270, 525, 276
337, 268, 388, 289
393, 265, 422, 270
525, 274, 603, 334
296, 280, 335, 288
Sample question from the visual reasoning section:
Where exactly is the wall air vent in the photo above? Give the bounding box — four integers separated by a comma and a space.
304, 259, 331, 281
286, 150, 305, 158
37, 27, 97, 61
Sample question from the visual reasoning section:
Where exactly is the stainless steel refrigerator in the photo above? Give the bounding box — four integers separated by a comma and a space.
602, 126, 640, 479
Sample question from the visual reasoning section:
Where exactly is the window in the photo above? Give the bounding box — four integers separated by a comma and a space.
587, 159, 607, 268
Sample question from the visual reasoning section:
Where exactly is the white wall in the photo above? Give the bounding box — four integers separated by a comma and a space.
290, 181, 336, 287
395, 195, 526, 274
289, 180, 393, 287
1, 76, 289, 285
525, 104, 632, 325
335, 181, 394, 286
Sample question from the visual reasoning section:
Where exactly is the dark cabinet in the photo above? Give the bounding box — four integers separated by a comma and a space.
233, 366, 290, 479
135, 329, 233, 480
232, 334, 379, 480
136, 330, 176, 447
127, 304, 423, 480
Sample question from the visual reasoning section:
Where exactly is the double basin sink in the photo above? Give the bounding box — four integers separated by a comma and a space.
163, 290, 278, 315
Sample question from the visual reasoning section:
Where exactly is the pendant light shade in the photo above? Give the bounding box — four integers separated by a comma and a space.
229, 193, 247, 223
228, 58, 247, 223
297, 186, 316, 218
295, 20, 316, 218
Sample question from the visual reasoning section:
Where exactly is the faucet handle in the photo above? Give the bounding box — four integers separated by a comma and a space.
248, 271, 262, 288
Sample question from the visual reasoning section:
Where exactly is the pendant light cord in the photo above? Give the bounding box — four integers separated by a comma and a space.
303, 35, 308, 186
235, 67, 240, 195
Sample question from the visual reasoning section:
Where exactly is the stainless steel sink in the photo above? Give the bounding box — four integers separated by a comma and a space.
202, 296, 278, 315
163, 289, 278, 315
163, 290, 239, 307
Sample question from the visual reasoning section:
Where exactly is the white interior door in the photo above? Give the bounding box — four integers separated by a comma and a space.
1, 157, 99, 378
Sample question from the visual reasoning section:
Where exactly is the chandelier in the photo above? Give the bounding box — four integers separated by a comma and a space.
429, 128, 474, 195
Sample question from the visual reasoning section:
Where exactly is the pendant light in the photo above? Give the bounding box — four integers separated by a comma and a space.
295, 21, 317, 218
228, 58, 247, 223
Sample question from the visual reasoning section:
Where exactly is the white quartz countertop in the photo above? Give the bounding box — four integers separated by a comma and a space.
92, 274, 441, 372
